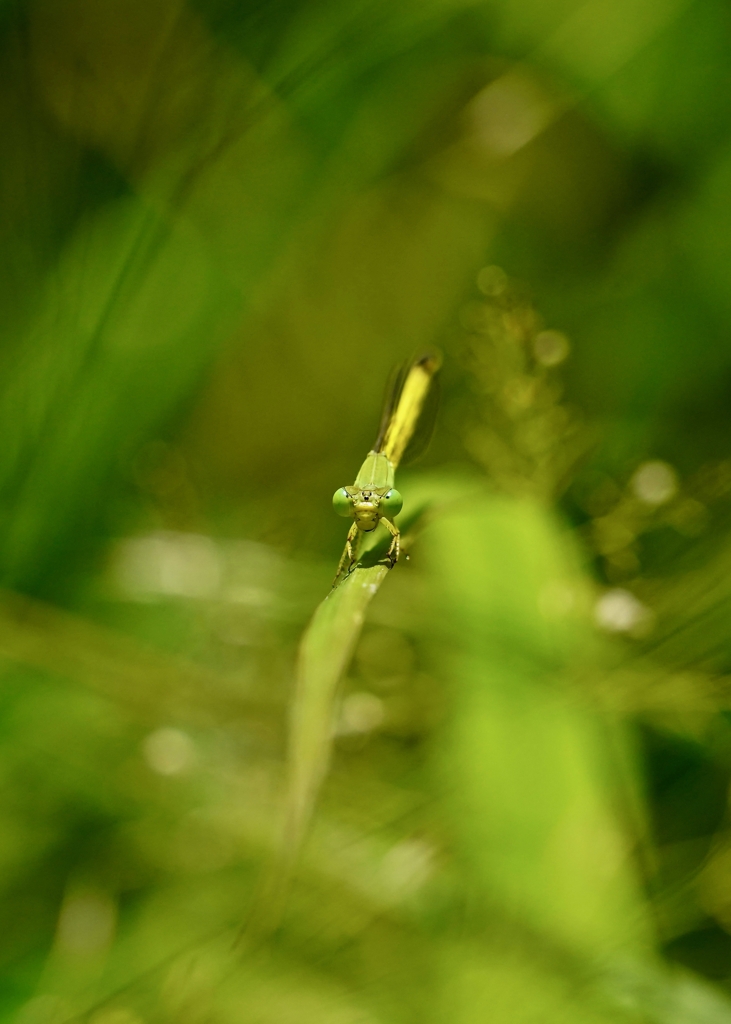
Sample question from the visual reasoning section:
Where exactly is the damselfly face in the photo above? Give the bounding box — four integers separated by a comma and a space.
353, 490, 381, 532
332, 486, 403, 532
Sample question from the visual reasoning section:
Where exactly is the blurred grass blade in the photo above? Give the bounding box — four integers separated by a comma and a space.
0, 196, 236, 595
238, 560, 389, 938
0, 588, 258, 726
284, 562, 389, 857
425, 491, 657, 1018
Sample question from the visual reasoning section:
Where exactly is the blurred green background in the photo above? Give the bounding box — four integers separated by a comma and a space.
4, 0, 731, 1020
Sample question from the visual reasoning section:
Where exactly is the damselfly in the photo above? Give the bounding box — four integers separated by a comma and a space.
332, 352, 441, 584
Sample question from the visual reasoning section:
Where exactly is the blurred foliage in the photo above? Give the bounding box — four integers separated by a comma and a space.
4, 0, 731, 1021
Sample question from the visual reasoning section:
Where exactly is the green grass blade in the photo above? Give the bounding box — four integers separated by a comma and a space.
238, 559, 388, 939
284, 562, 389, 857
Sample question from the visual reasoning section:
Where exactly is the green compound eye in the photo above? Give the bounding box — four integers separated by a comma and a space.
380, 488, 403, 518
332, 487, 354, 517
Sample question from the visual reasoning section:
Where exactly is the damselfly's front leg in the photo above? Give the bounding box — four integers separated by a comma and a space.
380, 517, 400, 568
333, 521, 360, 586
